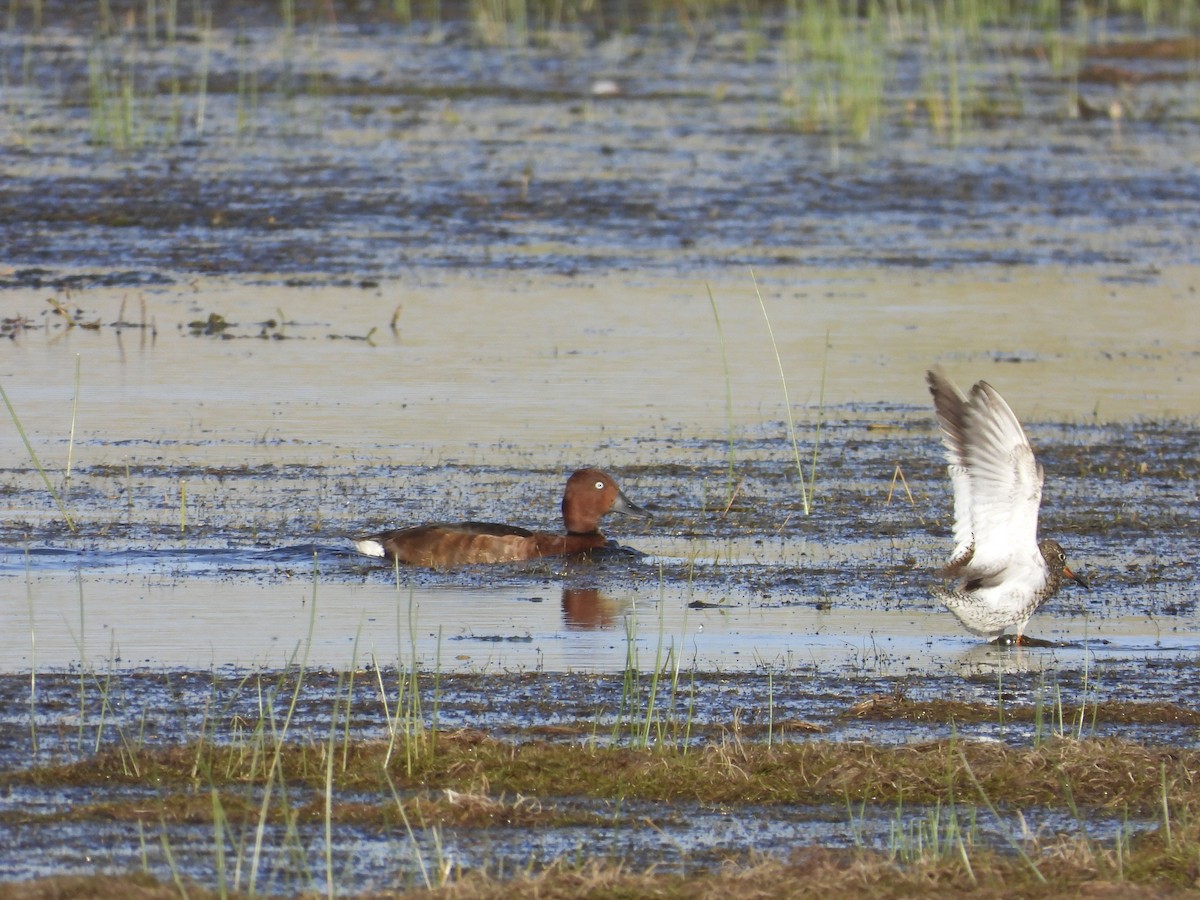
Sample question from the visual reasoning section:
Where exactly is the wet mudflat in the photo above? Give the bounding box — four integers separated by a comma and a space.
2, 280, 1197, 898
1, 1, 1200, 896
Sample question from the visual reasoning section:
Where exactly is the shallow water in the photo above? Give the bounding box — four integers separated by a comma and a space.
1, 5, 1199, 894
2, 268, 1198, 678
3, 266, 1197, 891
0, 789, 1154, 892
3, 7, 1200, 278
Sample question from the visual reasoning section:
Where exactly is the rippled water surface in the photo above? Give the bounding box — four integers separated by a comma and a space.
1, 267, 1197, 676
1, 3, 1199, 893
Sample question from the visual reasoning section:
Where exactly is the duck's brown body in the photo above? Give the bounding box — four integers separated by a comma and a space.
362, 522, 612, 568
354, 467, 649, 569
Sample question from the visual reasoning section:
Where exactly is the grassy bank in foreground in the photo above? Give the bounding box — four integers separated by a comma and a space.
3, 727, 1200, 897
1, 848, 1199, 899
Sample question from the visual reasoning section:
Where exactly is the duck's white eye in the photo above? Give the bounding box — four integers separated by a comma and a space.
594, 480, 605, 490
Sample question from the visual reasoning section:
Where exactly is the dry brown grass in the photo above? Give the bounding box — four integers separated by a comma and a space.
4, 844, 1200, 900
7, 725, 1200, 897
0, 874, 210, 900
399, 846, 1200, 899
846, 694, 1200, 728
11, 732, 1200, 821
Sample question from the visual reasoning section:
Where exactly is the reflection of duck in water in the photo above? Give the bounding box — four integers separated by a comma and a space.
561, 588, 629, 630
354, 468, 650, 569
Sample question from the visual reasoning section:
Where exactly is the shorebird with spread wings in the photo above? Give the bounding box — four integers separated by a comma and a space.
927, 367, 1088, 644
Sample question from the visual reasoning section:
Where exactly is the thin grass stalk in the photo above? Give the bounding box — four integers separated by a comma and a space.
767, 669, 774, 748
343, 619, 365, 771
846, 789, 867, 847
1076, 630, 1091, 739
159, 826, 190, 899
1115, 811, 1128, 880
0, 380, 76, 531
706, 284, 736, 506
137, 820, 150, 873
619, 603, 639, 742
211, 787, 229, 900
1054, 683, 1065, 736
683, 668, 696, 751
25, 547, 38, 757
639, 591, 667, 748
97, 645, 135, 766
945, 737, 975, 881
957, 747, 1046, 881
431, 624, 443, 752
324, 670, 343, 899
194, 9, 212, 139
1060, 774, 1085, 841
189, 695, 211, 781
1160, 761, 1172, 848
948, 37, 964, 146
232, 679, 265, 886
885, 464, 918, 512
74, 635, 110, 754
663, 562, 688, 747
751, 270, 811, 514
235, 27, 260, 141
86, 46, 111, 147
373, 653, 401, 770
248, 552, 320, 894
996, 667, 1004, 729
807, 329, 829, 504
65, 354, 80, 491
384, 769, 433, 890
404, 578, 424, 776
1033, 678, 1045, 746
76, 568, 87, 753
383, 558, 407, 769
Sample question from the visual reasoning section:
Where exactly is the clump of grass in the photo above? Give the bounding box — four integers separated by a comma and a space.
23, 731, 1198, 817
377, 562, 441, 775
12, 647, 1200, 896
471, 0, 529, 46
779, 0, 889, 153
83, 0, 220, 150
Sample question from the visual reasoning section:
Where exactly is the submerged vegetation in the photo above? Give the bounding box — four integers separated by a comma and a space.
1, 0, 1198, 153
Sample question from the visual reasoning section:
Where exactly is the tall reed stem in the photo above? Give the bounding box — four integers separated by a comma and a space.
706, 284, 737, 507
752, 270, 811, 515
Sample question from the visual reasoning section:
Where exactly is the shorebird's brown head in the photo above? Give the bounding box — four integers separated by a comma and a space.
1039, 539, 1089, 589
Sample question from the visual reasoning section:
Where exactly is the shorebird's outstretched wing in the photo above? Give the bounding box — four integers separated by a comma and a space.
927, 367, 1043, 579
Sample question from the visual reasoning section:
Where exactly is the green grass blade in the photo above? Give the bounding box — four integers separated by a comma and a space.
706, 284, 736, 506
0, 380, 76, 532
751, 269, 810, 514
